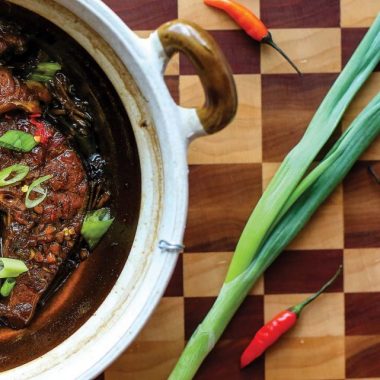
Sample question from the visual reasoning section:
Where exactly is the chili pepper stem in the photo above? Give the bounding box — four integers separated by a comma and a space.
291, 265, 342, 316
262, 33, 302, 76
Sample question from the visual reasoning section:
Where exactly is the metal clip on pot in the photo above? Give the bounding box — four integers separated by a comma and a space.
157, 19, 238, 135
158, 240, 185, 254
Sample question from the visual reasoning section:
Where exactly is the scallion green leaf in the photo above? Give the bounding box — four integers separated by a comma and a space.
0, 278, 16, 297
0, 130, 38, 152
29, 62, 62, 82
81, 207, 114, 249
0, 258, 28, 278
0, 164, 29, 187
25, 174, 52, 208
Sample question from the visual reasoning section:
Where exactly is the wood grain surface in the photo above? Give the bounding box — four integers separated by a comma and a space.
100, 0, 380, 379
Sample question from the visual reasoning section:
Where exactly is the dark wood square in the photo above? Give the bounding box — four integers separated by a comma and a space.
346, 293, 380, 335
164, 76, 179, 103
196, 339, 265, 380
180, 31, 260, 75
261, 0, 340, 28
164, 254, 183, 297
342, 28, 380, 71
262, 74, 338, 162
344, 161, 380, 248
102, 0, 177, 30
346, 336, 380, 378
264, 250, 343, 294
185, 296, 264, 340
184, 164, 262, 252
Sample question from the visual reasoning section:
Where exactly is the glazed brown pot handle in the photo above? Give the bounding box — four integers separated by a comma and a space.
157, 19, 237, 134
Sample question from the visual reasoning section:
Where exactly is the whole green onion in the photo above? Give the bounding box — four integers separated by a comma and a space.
0, 278, 16, 297
0, 130, 38, 152
0, 164, 29, 187
81, 207, 114, 249
170, 14, 380, 380
25, 174, 52, 208
0, 258, 28, 278
250, 94, 380, 282
226, 13, 380, 282
170, 91, 380, 380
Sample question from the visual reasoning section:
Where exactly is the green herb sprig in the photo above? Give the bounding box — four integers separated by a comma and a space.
0, 258, 28, 279
0, 164, 29, 187
0, 278, 16, 297
29, 62, 62, 82
81, 208, 114, 249
0, 130, 38, 152
25, 175, 52, 208
0, 259, 28, 298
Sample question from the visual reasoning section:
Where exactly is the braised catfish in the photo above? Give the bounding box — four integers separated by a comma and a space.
0, 115, 88, 328
0, 20, 112, 328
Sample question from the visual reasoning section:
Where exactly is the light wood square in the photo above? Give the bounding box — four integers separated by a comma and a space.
262, 163, 344, 249
261, 28, 341, 74
183, 252, 264, 297
264, 293, 344, 337
105, 340, 183, 380
342, 73, 380, 160
344, 249, 380, 292
178, 0, 260, 30
265, 336, 345, 379
137, 297, 184, 342
341, 0, 380, 27
181, 75, 262, 164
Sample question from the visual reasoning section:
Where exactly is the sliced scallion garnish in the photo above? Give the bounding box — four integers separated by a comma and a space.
29, 62, 62, 82
0, 258, 28, 278
81, 207, 114, 249
0, 164, 29, 187
0, 130, 38, 152
0, 278, 16, 297
25, 174, 52, 208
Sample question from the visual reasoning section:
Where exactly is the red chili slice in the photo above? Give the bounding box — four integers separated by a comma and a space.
29, 115, 52, 144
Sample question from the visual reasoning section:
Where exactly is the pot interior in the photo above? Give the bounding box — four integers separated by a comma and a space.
0, 0, 141, 370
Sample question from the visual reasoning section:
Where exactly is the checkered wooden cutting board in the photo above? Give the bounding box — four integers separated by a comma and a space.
99, 1, 380, 379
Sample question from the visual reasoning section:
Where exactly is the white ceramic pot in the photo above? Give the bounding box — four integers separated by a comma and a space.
2, 0, 237, 378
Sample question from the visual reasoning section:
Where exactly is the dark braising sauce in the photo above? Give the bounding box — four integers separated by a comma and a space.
0, 0, 141, 370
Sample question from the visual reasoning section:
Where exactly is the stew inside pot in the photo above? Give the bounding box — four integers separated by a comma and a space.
0, 0, 140, 369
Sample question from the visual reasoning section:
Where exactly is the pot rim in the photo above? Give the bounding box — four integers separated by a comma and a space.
2, 0, 197, 378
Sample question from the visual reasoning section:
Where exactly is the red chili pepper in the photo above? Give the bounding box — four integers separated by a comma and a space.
29, 115, 52, 144
240, 265, 342, 368
204, 0, 301, 75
